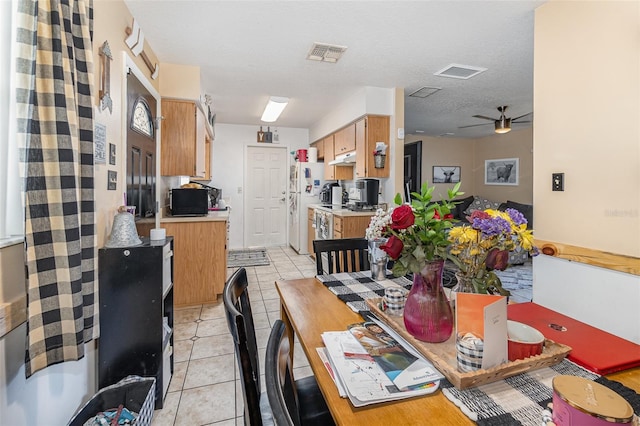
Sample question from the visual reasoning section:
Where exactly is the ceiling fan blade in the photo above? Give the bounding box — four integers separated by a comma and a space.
459, 122, 493, 129
512, 112, 533, 121
472, 115, 497, 121
512, 120, 532, 124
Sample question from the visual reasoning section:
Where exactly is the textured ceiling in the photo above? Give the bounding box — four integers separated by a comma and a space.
123, 0, 544, 138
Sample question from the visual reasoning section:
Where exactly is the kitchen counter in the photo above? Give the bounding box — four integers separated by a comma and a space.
310, 204, 377, 217
137, 210, 229, 224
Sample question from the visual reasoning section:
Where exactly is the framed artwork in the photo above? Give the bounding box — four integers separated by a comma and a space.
94, 123, 106, 164
485, 157, 519, 186
109, 143, 116, 165
432, 166, 461, 183
107, 170, 117, 190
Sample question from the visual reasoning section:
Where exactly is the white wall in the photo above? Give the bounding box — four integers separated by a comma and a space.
533, 255, 640, 344
210, 124, 310, 249
533, 0, 640, 342
0, 243, 97, 425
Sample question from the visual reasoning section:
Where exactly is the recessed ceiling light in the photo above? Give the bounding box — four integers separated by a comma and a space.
415, 130, 425, 133
439, 132, 455, 137
434, 63, 487, 80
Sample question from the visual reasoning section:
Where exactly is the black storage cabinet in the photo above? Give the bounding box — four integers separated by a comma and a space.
98, 237, 174, 409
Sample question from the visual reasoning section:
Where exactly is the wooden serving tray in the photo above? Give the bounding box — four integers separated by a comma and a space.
366, 298, 572, 390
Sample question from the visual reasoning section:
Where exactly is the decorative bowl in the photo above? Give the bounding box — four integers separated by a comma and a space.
507, 320, 544, 361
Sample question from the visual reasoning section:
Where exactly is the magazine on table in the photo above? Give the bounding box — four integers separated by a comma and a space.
347, 321, 444, 390
320, 329, 440, 407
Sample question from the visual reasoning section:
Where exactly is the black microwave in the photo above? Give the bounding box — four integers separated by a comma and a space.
170, 188, 209, 216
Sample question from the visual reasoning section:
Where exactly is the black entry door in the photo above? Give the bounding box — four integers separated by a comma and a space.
126, 71, 157, 218
404, 141, 422, 200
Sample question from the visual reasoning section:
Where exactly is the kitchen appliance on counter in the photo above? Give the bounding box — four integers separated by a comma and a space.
170, 188, 209, 216
189, 181, 222, 209
289, 162, 325, 254
347, 178, 380, 211
319, 182, 348, 206
319, 182, 338, 204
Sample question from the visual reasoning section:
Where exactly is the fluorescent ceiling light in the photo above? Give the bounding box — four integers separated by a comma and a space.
261, 96, 289, 122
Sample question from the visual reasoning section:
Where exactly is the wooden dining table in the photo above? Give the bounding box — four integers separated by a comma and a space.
275, 277, 640, 425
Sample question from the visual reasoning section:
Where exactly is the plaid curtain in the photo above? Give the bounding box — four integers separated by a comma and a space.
15, 0, 97, 377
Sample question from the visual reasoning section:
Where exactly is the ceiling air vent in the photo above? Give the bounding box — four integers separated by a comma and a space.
434, 63, 487, 80
409, 86, 441, 99
307, 43, 347, 63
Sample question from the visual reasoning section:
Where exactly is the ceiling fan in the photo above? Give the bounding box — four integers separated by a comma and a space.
459, 106, 532, 134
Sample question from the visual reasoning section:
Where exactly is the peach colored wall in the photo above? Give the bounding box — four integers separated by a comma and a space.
473, 128, 533, 204
93, 1, 160, 247
159, 63, 201, 99
534, 1, 639, 257
405, 127, 532, 204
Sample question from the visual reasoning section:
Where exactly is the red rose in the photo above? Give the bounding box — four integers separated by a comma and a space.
381, 235, 403, 259
433, 210, 440, 219
470, 210, 490, 221
391, 205, 414, 230
486, 248, 509, 271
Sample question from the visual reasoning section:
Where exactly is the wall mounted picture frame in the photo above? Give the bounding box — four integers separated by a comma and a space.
485, 157, 519, 186
109, 143, 116, 165
107, 170, 117, 190
432, 166, 461, 183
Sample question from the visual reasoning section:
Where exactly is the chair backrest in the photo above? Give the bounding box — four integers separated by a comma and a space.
223, 268, 263, 426
265, 320, 300, 426
313, 238, 370, 275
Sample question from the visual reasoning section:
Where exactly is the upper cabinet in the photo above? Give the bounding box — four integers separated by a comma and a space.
333, 123, 356, 155
355, 115, 390, 178
323, 134, 352, 181
161, 99, 209, 178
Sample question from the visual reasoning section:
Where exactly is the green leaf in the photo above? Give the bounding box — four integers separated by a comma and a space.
394, 193, 403, 205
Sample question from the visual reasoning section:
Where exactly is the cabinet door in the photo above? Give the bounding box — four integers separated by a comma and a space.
323, 135, 335, 180
202, 136, 211, 180
307, 208, 315, 257
334, 123, 356, 155
161, 99, 197, 176
355, 115, 390, 178
191, 105, 206, 178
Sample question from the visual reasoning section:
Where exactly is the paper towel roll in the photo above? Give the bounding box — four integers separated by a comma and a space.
308, 147, 318, 163
332, 186, 342, 205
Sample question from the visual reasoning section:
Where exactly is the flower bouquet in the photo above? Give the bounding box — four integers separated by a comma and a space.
447, 208, 538, 295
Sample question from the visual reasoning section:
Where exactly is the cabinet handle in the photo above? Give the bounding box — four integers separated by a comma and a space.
165, 250, 173, 259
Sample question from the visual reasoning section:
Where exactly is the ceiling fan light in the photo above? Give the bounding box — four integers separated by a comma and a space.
261, 96, 289, 122
495, 117, 512, 134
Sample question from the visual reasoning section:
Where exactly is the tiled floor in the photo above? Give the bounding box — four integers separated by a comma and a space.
151, 246, 533, 426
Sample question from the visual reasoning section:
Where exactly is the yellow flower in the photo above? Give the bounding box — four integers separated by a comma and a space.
519, 230, 535, 251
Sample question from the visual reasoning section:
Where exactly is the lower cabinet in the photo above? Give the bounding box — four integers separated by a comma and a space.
333, 215, 375, 239
137, 220, 228, 306
98, 237, 174, 409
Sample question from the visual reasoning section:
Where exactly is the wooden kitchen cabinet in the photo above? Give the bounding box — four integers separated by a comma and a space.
323, 135, 353, 181
308, 208, 316, 257
355, 115, 390, 178
161, 99, 207, 178
333, 215, 374, 239
137, 220, 227, 306
334, 123, 356, 155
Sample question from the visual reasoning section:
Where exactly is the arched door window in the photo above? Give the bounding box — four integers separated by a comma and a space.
131, 97, 154, 138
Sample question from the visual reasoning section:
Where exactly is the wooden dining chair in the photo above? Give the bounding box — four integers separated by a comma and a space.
223, 267, 272, 426
265, 320, 335, 426
313, 238, 370, 275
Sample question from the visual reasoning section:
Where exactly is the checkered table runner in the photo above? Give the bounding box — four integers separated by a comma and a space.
316, 271, 412, 314
441, 358, 640, 426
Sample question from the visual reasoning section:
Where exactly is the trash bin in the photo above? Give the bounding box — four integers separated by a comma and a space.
68, 376, 155, 426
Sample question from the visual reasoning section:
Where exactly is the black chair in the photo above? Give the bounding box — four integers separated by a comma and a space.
265, 320, 335, 426
223, 267, 270, 426
313, 238, 370, 275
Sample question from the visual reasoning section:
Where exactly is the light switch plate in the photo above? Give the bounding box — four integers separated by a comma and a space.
552, 173, 564, 191
397, 128, 405, 140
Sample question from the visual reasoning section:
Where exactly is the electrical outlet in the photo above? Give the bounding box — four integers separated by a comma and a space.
552, 173, 564, 191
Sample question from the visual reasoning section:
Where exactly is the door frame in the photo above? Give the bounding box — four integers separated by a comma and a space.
243, 144, 289, 248
122, 53, 161, 226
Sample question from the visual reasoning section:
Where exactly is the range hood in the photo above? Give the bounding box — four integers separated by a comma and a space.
328, 152, 356, 166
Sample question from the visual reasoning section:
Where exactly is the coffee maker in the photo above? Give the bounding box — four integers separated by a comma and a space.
348, 179, 379, 210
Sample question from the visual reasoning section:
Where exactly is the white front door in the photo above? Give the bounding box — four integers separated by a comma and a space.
245, 145, 288, 247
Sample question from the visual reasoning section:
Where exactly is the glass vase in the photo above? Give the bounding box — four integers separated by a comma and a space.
453, 272, 476, 294
403, 259, 454, 343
